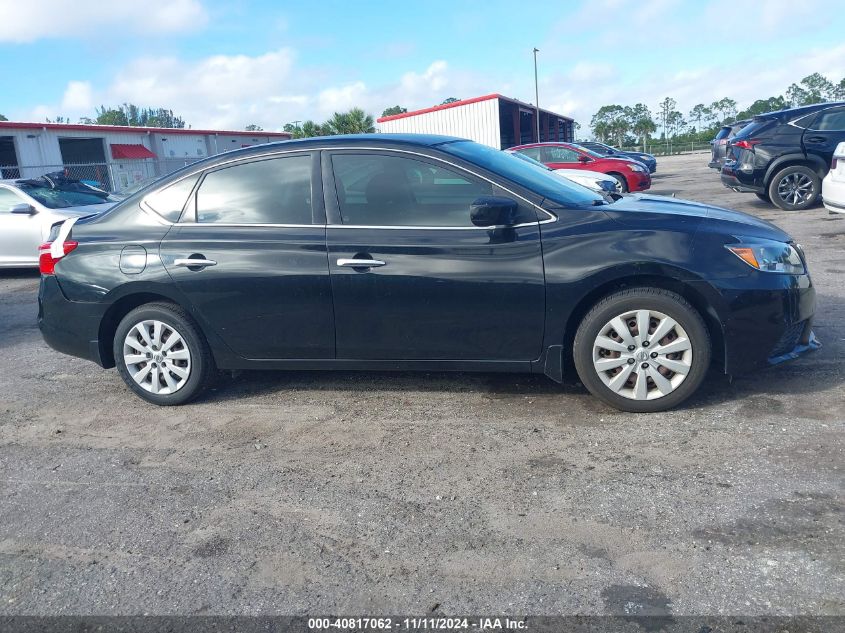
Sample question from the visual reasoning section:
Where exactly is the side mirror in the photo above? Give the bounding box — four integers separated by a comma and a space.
470, 196, 519, 227
578, 155, 591, 163
10, 203, 37, 215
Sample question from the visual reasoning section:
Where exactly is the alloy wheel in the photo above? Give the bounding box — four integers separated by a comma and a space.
776, 172, 814, 206
122, 320, 192, 395
591, 309, 692, 401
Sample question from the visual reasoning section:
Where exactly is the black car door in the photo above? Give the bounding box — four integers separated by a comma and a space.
803, 106, 845, 169
159, 151, 335, 360
323, 149, 546, 361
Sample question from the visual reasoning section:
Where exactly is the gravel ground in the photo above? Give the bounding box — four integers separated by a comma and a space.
0, 153, 842, 617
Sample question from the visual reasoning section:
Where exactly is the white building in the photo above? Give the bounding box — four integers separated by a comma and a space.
377, 93, 575, 149
0, 122, 291, 191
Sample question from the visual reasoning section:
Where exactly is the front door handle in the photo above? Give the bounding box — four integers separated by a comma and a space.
337, 258, 386, 268
174, 257, 217, 268
805, 136, 827, 143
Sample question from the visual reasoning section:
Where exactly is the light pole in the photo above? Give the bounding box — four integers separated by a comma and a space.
533, 48, 540, 142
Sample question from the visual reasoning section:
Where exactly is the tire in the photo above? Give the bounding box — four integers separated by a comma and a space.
608, 172, 628, 193
755, 192, 770, 203
113, 302, 215, 405
573, 288, 711, 413
767, 165, 821, 211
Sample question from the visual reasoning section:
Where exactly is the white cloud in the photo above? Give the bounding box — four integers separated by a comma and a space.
0, 0, 207, 42
61, 81, 93, 111
318, 82, 368, 115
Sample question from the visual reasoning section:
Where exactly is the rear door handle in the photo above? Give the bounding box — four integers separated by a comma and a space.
336, 258, 386, 268
174, 258, 217, 268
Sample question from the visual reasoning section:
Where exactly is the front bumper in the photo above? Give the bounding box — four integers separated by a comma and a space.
38, 275, 107, 367
694, 273, 819, 375
629, 171, 651, 192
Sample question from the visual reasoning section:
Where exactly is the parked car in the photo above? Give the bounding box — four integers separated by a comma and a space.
577, 141, 657, 173
38, 134, 818, 413
822, 141, 845, 214
721, 102, 845, 210
0, 175, 117, 268
511, 142, 651, 193
505, 149, 618, 195
708, 120, 750, 170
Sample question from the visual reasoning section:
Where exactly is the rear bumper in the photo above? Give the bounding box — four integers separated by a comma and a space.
38, 275, 107, 367
720, 168, 764, 194
822, 175, 845, 213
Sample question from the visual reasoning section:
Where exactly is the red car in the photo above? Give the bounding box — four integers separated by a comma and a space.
510, 142, 651, 193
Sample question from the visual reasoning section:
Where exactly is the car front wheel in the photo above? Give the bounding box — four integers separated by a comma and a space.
608, 172, 629, 193
573, 288, 711, 413
113, 302, 215, 405
767, 165, 820, 211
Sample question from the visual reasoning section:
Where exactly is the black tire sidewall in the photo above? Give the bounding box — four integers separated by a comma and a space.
113, 304, 209, 406
767, 165, 820, 211
573, 289, 711, 413
609, 172, 629, 193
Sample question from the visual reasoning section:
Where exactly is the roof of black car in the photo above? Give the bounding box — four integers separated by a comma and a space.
264, 133, 465, 148
760, 102, 845, 119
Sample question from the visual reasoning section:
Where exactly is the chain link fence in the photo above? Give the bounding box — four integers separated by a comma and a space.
0, 158, 205, 192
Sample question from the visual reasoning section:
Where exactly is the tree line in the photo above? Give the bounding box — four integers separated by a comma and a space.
590, 73, 845, 149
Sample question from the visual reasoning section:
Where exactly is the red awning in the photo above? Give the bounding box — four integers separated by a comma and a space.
110, 144, 156, 159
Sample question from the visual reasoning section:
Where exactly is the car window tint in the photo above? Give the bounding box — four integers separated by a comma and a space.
813, 108, 845, 131
515, 147, 544, 161
0, 188, 24, 211
196, 156, 312, 225
144, 174, 199, 222
714, 127, 732, 140
792, 113, 818, 129
543, 146, 580, 162
331, 154, 493, 227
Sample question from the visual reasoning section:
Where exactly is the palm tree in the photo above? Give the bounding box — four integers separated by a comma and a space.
325, 108, 375, 135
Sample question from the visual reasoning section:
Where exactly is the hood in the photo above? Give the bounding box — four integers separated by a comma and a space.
603, 194, 791, 241
553, 168, 615, 181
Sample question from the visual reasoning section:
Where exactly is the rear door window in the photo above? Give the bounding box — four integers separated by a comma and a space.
144, 174, 199, 222
195, 155, 312, 225
515, 147, 544, 161
812, 108, 845, 131
542, 146, 580, 162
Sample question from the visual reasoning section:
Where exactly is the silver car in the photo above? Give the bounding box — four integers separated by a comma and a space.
0, 176, 116, 268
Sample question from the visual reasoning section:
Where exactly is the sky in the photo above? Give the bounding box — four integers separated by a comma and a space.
1, 0, 844, 133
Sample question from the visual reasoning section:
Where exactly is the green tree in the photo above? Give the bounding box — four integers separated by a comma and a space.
590, 104, 629, 144
626, 103, 656, 149
324, 108, 375, 135
688, 103, 708, 132
382, 105, 407, 117
0, 114, 7, 121
440, 97, 459, 105
709, 98, 738, 124
657, 97, 676, 149
735, 96, 787, 120
283, 120, 325, 138
94, 104, 186, 128
245, 124, 263, 131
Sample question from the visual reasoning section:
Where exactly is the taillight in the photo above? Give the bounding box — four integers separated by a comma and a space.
38, 241, 78, 275
833, 158, 839, 170
733, 139, 761, 150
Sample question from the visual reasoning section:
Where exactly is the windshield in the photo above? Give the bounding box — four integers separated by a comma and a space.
442, 141, 604, 208
17, 180, 114, 209
569, 143, 604, 158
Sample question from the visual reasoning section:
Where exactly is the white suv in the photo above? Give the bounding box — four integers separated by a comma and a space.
822, 142, 845, 214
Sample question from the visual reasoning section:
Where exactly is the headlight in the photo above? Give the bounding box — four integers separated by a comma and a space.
726, 241, 805, 274
627, 163, 645, 172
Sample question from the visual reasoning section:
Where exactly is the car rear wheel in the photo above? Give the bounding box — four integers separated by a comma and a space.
608, 172, 628, 193
768, 165, 820, 211
573, 288, 711, 413
113, 303, 215, 405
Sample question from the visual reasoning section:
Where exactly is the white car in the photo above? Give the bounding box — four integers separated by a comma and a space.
822, 141, 845, 214
0, 176, 116, 268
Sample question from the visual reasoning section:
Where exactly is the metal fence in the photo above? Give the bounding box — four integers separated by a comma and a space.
0, 158, 205, 193
619, 142, 712, 156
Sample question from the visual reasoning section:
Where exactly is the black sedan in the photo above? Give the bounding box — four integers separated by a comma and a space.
38, 134, 818, 412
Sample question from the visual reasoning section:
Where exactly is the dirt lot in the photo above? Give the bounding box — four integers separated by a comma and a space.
0, 153, 843, 617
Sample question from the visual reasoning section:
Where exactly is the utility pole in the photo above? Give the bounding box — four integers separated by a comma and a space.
533, 48, 540, 143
